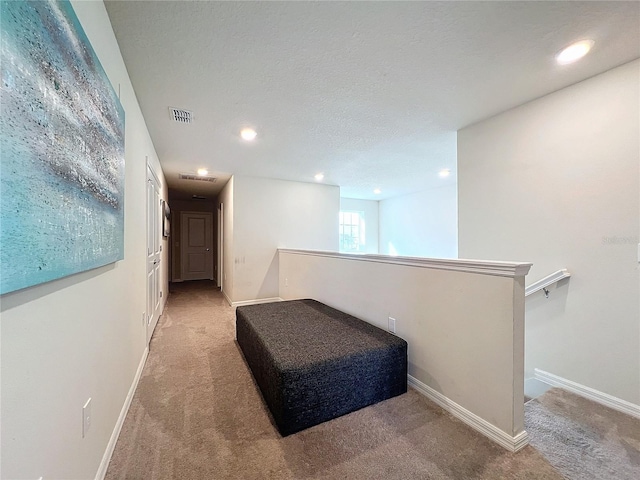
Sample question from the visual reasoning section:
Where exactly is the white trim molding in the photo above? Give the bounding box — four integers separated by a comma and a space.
95, 347, 149, 480
278, 249, 532, 278
534, 369, 640, 419
222, 290, 233, 307
232, 297, 283, 308
408, 375, 529, 452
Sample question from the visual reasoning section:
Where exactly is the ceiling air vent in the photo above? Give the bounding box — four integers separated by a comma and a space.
169, 107, 193, 124
179, 173, 217, 183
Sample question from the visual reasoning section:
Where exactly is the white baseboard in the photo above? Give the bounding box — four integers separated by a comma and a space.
222, 290, 233, 306
408, 375, 529, 452
231, 297, 283, 308
534, 369, 640, 419
95, 347, 149, 480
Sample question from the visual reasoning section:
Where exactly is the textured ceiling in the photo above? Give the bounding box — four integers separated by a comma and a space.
105, 1, 640, 201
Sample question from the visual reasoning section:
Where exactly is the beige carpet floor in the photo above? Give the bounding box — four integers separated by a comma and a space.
525, 388, 640, 479
105, 281, 638, 479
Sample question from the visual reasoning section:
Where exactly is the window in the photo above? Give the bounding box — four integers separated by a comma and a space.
339, 211, 366, 252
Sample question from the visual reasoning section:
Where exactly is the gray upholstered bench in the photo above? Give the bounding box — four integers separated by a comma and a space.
236, 299, 407, 436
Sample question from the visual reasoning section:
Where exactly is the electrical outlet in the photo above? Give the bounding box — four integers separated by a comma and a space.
388, 317, 396, 334
285, 278, 289, 287
82, 398, 92, 438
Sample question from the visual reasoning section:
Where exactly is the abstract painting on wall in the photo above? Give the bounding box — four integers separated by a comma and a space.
0, 0, 125, 295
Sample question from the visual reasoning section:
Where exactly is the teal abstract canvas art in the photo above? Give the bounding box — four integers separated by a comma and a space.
0, 0, 125, 294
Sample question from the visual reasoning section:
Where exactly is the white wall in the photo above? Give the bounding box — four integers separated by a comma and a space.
0, 1, 167, 478
279, 250, 531, 449
218, 177, 235, 303
230, 176, 339, 302
379, 184, 458, 258
458, 60, 640, 405
340, 197, 379, 254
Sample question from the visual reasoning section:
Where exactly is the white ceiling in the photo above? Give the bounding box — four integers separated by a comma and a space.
105, 0, 639, 201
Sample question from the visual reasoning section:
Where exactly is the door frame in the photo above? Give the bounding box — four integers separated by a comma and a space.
217, 203, 223, 291
146, 161, 162, 344
180, 211, 214, 281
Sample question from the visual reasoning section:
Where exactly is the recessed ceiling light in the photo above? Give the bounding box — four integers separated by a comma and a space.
197, 168, 208, 176
373, 188, 382, 195
314, 173, 324, 182
439, 169, 451, 178
240, 128, 257, 141
556, 40, 594, 65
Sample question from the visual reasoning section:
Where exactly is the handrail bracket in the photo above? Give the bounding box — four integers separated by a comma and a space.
525, 269, 571, 298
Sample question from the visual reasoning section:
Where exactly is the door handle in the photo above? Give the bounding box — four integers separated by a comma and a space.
206, 248, 210, 251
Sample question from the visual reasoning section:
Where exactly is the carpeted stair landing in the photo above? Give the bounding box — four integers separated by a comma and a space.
525, 387, 640, 480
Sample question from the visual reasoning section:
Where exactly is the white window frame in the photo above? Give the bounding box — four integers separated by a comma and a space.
339, 210, 366, 252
